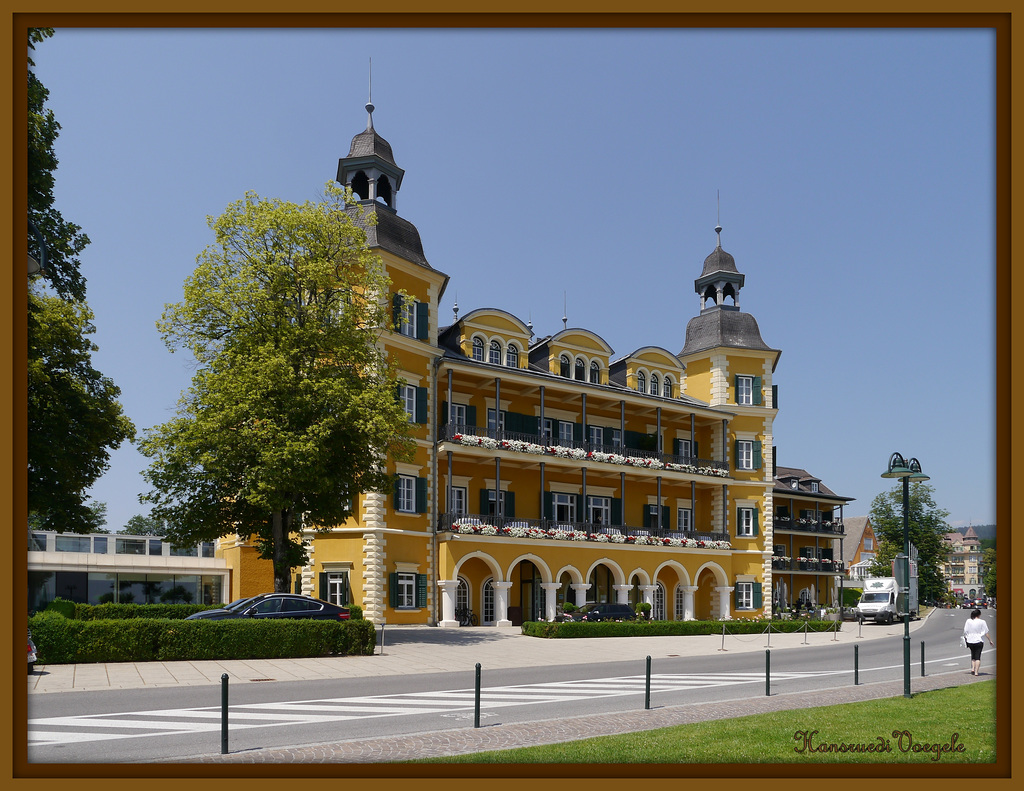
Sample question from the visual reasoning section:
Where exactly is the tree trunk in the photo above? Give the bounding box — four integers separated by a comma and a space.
271, 508, 291, 593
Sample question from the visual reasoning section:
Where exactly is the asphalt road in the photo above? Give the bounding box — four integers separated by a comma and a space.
26, 609, 993, 764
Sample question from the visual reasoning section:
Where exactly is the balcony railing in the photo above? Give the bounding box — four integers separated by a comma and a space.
771, 557, 847, 574
439, 423, 729, 476
437, 513, 731, 547
772, 517, 845, 536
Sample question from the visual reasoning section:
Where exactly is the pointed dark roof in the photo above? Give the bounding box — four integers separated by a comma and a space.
700, 245, 739, 277
679, 309, 778, 361
345, 204, 431, 269
346, 127, 398, 168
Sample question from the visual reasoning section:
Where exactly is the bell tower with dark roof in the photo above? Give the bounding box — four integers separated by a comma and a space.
337, 94, 406, 212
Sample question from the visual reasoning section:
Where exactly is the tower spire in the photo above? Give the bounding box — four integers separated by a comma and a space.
716, 190, 722, 248
365, 57, 375, 131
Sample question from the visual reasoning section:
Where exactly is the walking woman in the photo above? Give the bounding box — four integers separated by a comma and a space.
963, 608, 995, 676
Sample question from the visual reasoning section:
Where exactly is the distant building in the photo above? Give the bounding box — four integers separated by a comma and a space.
841, 516, 878, 582
942, 526, 984, 599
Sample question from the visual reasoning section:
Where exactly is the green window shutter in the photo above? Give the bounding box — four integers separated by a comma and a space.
611, 498, 622, 525
415, 387, 428, 424
440, 400, 448, 431
393, 477, 401, 510
416, 301, 429, 340
643, 505, 654, 529
753, 506, 760, 536
505, 491, 516, 518
734, 587, 741, 609
416, 574, 428, 608
415, 477, 428, 514
733, 374, 740, 402
392, 293, 402, 329
753, 583, 763, 609
543, 491, 553, 520
575, 494, 583, 518
467, 405, 477, 427
693, 441, 699, 459
661, 505, 669, 529
734, 440, 740, 468
754, 440, 763, 470
480, 488, 491, 514
753, 376, 763, 405
318, 571, 327, 599
573, 422, 583, 443
388, 572, 398, 608
673, 438, 682, 457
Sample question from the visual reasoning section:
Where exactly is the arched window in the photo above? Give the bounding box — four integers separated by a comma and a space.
654, 583, 666, 620
456, 577, 470, 611
560, 354, 571, 378
636, 372, 646, 393
589, 361, 600, 384
674, 584, 686, 621
663, 377, 673, 398
505, 344, 519, 368
650, 374, 660, 396
575, 357, 586, 381
489, 340, 502, 365
472, 337, 484, 361
482, 579, 495, 624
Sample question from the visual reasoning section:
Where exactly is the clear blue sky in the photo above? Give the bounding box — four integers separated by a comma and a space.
31, 26, 996, 532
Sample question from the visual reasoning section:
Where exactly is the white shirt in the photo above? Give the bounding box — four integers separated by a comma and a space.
963, 617, 990, 644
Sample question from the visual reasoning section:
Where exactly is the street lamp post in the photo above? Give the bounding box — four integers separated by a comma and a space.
881, 452, 929, 698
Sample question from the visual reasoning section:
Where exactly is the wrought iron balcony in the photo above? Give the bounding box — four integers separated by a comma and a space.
772, 517, 846, 536
438, 423, 729, 476
437, 512, 732, 547
770, 557, 847, 574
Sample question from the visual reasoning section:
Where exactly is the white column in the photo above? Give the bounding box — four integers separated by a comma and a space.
570, 583, 590, 607
437, 580, 459, 628
680, 585, 697, 621
541, 582, 561, 621
493, 581, 513, 627
716, 585, 735, 621
640, 584, 656, 619
613, 584, 631, 605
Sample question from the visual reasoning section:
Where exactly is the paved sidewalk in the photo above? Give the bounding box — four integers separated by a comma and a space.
29, 618, 902, 694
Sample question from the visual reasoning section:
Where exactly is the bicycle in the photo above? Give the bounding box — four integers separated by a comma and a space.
454, 606, 478, 626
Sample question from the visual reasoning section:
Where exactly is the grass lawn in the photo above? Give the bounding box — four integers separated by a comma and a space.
417, 680, 996, 764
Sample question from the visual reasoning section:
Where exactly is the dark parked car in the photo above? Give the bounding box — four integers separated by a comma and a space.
186, 593, 349, 621
572, 602, 637, 622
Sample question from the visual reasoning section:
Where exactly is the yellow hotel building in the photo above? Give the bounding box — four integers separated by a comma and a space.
220, 101, 850, 626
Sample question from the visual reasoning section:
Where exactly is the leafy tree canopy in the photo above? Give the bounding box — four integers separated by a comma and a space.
120, 513, 168, 536
867, 481, 951, 603
140, 184, 414, 591
29, 499, 109, 533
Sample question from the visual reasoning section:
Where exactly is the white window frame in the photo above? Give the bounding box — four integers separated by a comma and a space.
810, 481, 819, 493
505, 344, 519, 368
326, 572, 348, 606
737, 440, 754, 470
575, 357, 586, 381
456, 577, 470, 611
397, 572, 416, 609
558, 420, 574, 446
450, 486, 467, 516
736, 581, 754, 609
552, 492, 576, 523
482, 579, 495, 624
588, 425, 603, 447
400, 384, 416, 422
398, 299, 416, 337
487, 408, 505, 433
471, 337, 484, 361
450, 403, 467, 427
677, 507, 693, 532
587, 496, 610, 526
636, 371, 646, 393
542, 418, 554, 443
736, 375, 753, 405
677, 438, 692, 458
737, 507, 756, 536
397, 475, 415, 513
610, 428, 622, 448
674, 584, 686, 620
589, 361, 600, 384
489, 340, 502, 365
486, 490, 507, 517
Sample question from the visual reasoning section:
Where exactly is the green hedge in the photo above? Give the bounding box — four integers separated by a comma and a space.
62, 602, 215, 621
28, 611, 376, 664
521, 619, 842, 638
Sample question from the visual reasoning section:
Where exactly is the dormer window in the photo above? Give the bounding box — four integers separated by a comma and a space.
589, 361, 600, 384
472, 337, 484, 361
575, 357, 586, 381
505, 344, 519, 368
559, 354, 571, 378
489, 340, 502, 365
810, 482, 819, 493
791, 480, 798, 489
663, 377, 673, 398
636, 372, 646, 393
650, 374, 659, 396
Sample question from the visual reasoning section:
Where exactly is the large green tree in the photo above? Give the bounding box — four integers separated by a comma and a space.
867, 481, 951, 603
140, 185, 414, 592
27, 28, 135, 531
120, 514, 167, 536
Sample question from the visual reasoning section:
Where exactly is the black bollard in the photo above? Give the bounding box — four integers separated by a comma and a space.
221, 673, 229, 754
474, 662, 481, 728
921, 641, 926, 677
854, 644, 859, 685
645, 655, 652, 710
765, 649, 771, 696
